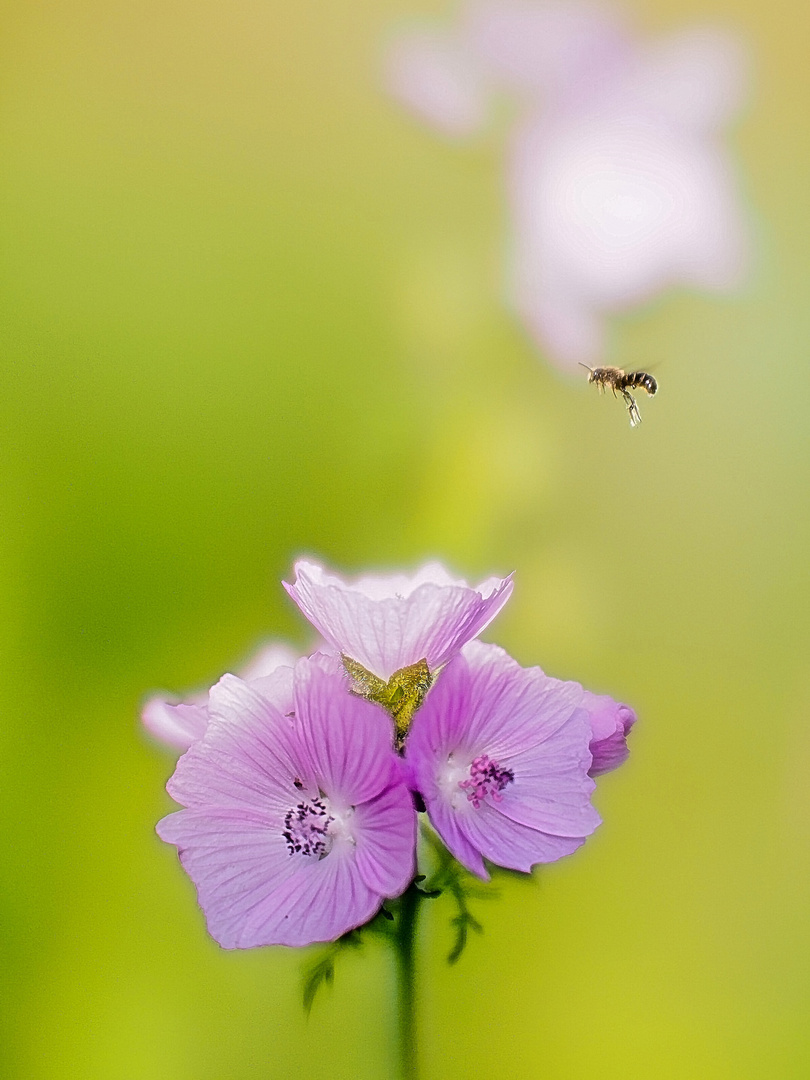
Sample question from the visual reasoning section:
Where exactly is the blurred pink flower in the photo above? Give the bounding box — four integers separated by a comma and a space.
142, 641, 299, 751
405, 640, 602, 879
284, 558, 513, 682
157, 656, 416, 948
385, 2, 750, 368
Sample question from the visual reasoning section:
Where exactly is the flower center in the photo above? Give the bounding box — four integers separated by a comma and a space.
458, 753, 514, 809
282, 796, 335, 858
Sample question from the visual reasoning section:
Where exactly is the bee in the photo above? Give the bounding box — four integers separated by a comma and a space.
580, 365, 658, 427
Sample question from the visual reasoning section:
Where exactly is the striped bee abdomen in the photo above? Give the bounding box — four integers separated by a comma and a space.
625, 371, 657, 396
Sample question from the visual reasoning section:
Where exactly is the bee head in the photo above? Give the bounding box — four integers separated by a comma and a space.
578, 362, 596, 383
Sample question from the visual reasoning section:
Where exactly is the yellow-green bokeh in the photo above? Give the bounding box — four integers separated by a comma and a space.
1, 1, 809, 1077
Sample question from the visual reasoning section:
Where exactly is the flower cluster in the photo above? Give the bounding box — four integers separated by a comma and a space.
149, 559, 635, 948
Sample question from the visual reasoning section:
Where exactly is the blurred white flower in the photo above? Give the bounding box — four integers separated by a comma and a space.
384, 2, 750, 369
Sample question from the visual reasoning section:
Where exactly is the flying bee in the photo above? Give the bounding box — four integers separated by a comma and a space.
580, 364, 658, 427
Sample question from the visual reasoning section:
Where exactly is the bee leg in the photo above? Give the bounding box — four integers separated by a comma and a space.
621, 389, 641, 427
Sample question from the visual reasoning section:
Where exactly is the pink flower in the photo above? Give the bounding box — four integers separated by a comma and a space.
385, 2, 749, 369
404, 640, 601, 879
283, 559, 513, 681
157, 656, 416, 948
584, 691, 636, 777
142, 641, 299, 751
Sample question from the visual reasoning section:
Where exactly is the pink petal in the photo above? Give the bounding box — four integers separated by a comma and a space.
157, 807, 298, 948
584, 692, 636, 777
157, 656, 418, 948
142, 698, 208, 750
459, 801, 588, 872
454, 640, 586, 755
142, 643, 297, 753
495, 708, 600, 836
167, 675, 299, 813
405, 653, 475, 759
291, 658, 398, 805
405, 641, 600, 876
283, 559, 513, 680
464, 1, 630, 97
424, 797, 488, 880
157, 810, 380, 948
239, 846, 381, 948
352, 784, 416, 897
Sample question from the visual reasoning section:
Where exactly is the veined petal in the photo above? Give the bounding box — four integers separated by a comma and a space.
167, 674, 300, 813
352, 784, 417, 897
456, 640, 586, 755
459, 803, 588, 873
283, 558, 513, 680
424, 797, 488, 879
156, 808, 298, 949
239, 846, 381, 948
496, 709, 601, 836
291, 658, 398, 805
405, 648, 475, 758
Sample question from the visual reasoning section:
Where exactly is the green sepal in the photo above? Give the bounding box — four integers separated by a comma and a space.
340, 654, 434, 747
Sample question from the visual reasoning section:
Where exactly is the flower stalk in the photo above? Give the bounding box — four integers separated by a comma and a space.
392, 884, 421, 1080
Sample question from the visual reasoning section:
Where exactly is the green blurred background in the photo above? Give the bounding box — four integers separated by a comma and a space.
1, 0, 809, 1077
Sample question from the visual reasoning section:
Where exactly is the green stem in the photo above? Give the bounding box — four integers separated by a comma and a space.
393, 886, 420, 1080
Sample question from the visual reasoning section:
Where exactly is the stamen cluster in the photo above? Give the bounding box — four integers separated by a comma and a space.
459, 754, 514, 808
282, 797, 334, 858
